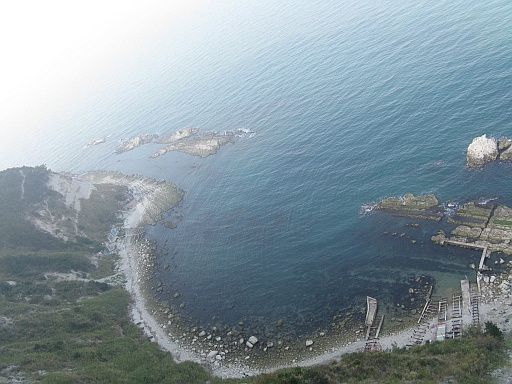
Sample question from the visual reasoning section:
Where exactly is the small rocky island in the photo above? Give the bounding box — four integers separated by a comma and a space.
466, 134, 512, 167
373, 193, 444, 221
116, 134, 158, 154
115, 128, 253, 158
150, 131, 234, 158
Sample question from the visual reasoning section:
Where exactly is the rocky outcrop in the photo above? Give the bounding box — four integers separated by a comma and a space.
446, 201, 495, 228
374, 193, 444, 221
116, 134, 158, 154
466, 134, 499, 167
435, 202, 512, 255
498, 139, 512, 152
150, 132, 233, 158
500, 145, 512, 162
155, 128, 199, 144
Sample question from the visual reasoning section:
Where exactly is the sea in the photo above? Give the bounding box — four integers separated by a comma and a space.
2, 0, 512, 342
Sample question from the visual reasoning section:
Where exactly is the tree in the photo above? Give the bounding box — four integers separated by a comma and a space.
484, 321, 504, 340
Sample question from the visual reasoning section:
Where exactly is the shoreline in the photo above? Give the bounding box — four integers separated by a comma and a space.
116, 185, 512, 379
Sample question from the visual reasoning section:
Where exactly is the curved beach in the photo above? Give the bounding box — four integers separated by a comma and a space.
115, 183, 512, 379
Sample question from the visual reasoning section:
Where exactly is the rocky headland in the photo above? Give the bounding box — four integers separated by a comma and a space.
466, 134, 512, 167
33, 170, 183, 244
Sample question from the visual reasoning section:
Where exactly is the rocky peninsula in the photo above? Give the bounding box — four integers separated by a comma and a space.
466, 134, 512, 167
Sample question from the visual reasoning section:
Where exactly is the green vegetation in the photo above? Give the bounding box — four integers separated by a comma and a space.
255, 331, 508, 384
0, 166, 68, 251
78, 184, 127, 244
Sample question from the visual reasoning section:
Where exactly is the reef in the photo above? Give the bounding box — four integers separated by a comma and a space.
116, 134, 158, 154
432, 201, 512, 255
151, 131, 236, 158
155, 128, 199, 144
373, 193, 444, 221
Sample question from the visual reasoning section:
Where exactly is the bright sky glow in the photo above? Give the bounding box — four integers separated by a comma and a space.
0, 0, 205, 139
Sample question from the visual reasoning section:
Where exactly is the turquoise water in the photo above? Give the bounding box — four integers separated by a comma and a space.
2, 0, 512, 340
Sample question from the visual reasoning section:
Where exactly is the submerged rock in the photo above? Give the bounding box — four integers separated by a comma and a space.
466, 134, 498, 167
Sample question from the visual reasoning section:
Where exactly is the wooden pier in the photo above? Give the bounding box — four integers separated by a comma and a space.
365, 296, 381, 341
365, 296, 377, 326
440, 239, 489, 272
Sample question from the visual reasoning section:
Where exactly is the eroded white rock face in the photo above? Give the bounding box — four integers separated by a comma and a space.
466, 134, 498, 167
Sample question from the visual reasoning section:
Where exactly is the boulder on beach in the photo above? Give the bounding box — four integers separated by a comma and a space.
466, 134, 498, 167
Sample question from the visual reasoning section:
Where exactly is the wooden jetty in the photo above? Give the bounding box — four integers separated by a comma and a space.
365, 315, 385, 341
365, 296, 377, 326
365, 296, 381, 341
440, 239, 489, 272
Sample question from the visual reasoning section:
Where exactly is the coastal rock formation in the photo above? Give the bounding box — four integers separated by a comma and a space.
447, 201, 495, 228
84, 137, 105, 148
434, 201, 512, 255
373, 193, 443, 221
466, 134, 498, 167
155, 128, 199, 144
82, 170, 183, 226
498, 139, 512, 152
500, 144, 512, 162
150, 132, 233, 158
116, 134, 158, 154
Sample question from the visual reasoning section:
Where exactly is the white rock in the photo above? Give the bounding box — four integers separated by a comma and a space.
306, 340, 314, 347
466, 134, 498, 167
239, 338, 244, 344
246, 341, 254, 348
207, 351, 218, 361
248, 336, 258, 345
490, 275, 497, 283
198, 331, 206, 337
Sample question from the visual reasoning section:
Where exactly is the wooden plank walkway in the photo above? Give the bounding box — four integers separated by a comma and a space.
440, 239, 489, 272
365, 296, 377, 326
366, 315, 385, 341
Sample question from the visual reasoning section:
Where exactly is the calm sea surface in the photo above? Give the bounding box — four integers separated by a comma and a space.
2, 0, 512, 339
